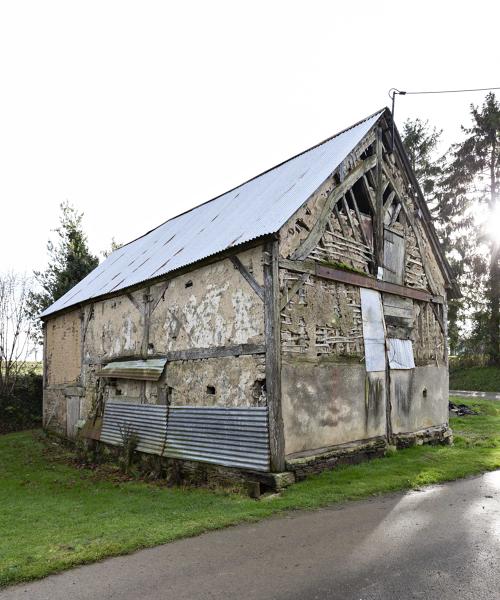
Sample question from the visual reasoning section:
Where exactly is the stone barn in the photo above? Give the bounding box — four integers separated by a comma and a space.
41, 108, 455, 487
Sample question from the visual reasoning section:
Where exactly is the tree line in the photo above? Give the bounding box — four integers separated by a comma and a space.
402, 92, 499, 366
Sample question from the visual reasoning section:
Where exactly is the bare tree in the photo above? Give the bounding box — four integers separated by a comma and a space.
0, 272, 36, 396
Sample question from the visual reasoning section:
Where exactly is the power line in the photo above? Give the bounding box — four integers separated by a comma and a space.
389, 86, 500, 97
387, 85, 500, 151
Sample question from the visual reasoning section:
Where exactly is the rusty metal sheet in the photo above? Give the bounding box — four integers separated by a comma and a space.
360, 288, 386, 372
98, 358, 167, 381
41, 110, 384, 317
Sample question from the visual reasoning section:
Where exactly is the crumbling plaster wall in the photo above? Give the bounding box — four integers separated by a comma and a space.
43, 245, 267, 432
165, 355, 266, 408
149, 246, 264, 353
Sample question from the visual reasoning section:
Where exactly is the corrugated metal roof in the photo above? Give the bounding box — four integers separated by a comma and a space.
98, 358, 167, 381
41, 110, 384, 317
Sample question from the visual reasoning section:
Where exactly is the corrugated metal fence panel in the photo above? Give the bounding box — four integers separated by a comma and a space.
100, 402, 270, 472
41, 111, 383, 318
164, 406, 270, 471
101, 401, 168, 455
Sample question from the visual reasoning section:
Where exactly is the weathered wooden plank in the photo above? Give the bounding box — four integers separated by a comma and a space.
374, 127, 384, 270
280, 258, 443, 304
165, 343, 266, 361
316, 264, 443, 303
279, 258, 316, 275
229, 255, 265, 301
291, 155, 377, 261
264, 239, 285, 472
279, 272, 309, 311
349, 189, 371, 248
383, 228, 405, 285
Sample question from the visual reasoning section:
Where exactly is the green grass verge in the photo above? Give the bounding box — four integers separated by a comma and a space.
1, 398, 499, 588
449, 365, 500, 392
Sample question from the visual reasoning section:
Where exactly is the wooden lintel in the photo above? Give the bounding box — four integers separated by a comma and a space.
316, 264, 443, 303
229, 255, 264, 301
279, 258, 442, 303
166, 343, 266, 362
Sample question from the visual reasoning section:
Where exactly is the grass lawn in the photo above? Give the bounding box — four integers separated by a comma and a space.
449, 365, 500, 392
1, 398, 499, 588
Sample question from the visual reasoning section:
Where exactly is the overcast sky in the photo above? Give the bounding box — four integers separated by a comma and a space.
2, 0, 499, 274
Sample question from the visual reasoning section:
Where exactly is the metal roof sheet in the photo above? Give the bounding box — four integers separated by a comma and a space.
97, 358, 168, 381
42, 110, 384, 317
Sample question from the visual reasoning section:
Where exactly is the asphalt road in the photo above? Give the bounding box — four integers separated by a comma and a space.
450, 390, 500, 401
2, 472, 499, 600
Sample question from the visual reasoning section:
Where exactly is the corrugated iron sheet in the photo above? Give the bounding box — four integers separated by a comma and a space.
98, 359, 167, 381
41, 110, 384, 317
100, 401, 168, 455
387, 338, 415, 370
165, 406, 270, 471
100, 401, 270, 471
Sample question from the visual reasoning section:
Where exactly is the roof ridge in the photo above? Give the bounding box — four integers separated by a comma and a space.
114, 107, 387, 253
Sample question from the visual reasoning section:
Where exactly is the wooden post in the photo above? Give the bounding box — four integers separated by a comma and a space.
375, 127, 384, 273
263, 239, 285, 472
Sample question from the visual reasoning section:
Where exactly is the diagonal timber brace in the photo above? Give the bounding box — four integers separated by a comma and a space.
291, 154, 377, 261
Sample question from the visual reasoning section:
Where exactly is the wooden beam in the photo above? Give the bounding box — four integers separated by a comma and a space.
279, 257, 316, 275
341, 195, 363, 245
374, 127, 384, 270
229, 255, 264, 301
281, 258, 443, 303
361, 174, 376, 213
291, 155, 377, 261
166, 343, 266, 361
151, 281, 170, 313
349, 189, 371, 249
264, 240, 285, 472
316, 264, 443, 303
279, 272, 309, 311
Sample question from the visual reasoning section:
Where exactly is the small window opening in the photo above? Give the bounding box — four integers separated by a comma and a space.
206, 385, 216, 396
185, 280, 193, 288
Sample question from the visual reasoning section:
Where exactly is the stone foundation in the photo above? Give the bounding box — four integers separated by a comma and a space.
285, 437, 388, 481
392, 423, 453, 448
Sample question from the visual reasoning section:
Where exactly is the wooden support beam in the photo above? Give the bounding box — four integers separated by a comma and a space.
316, 264, 443, 303
229, 255, 264, 301
361, 174, 376, 213
383, 190, 396, 213
374, 127, 384, 271
264, 240, 285, 472
349, 189, 371, 249
279, 272, 309, 311
280, 258, 443, 303
166, 343, 266, 361
341, 195, 363, 244
151, 281, 170, 313
291, 155, 377, 261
